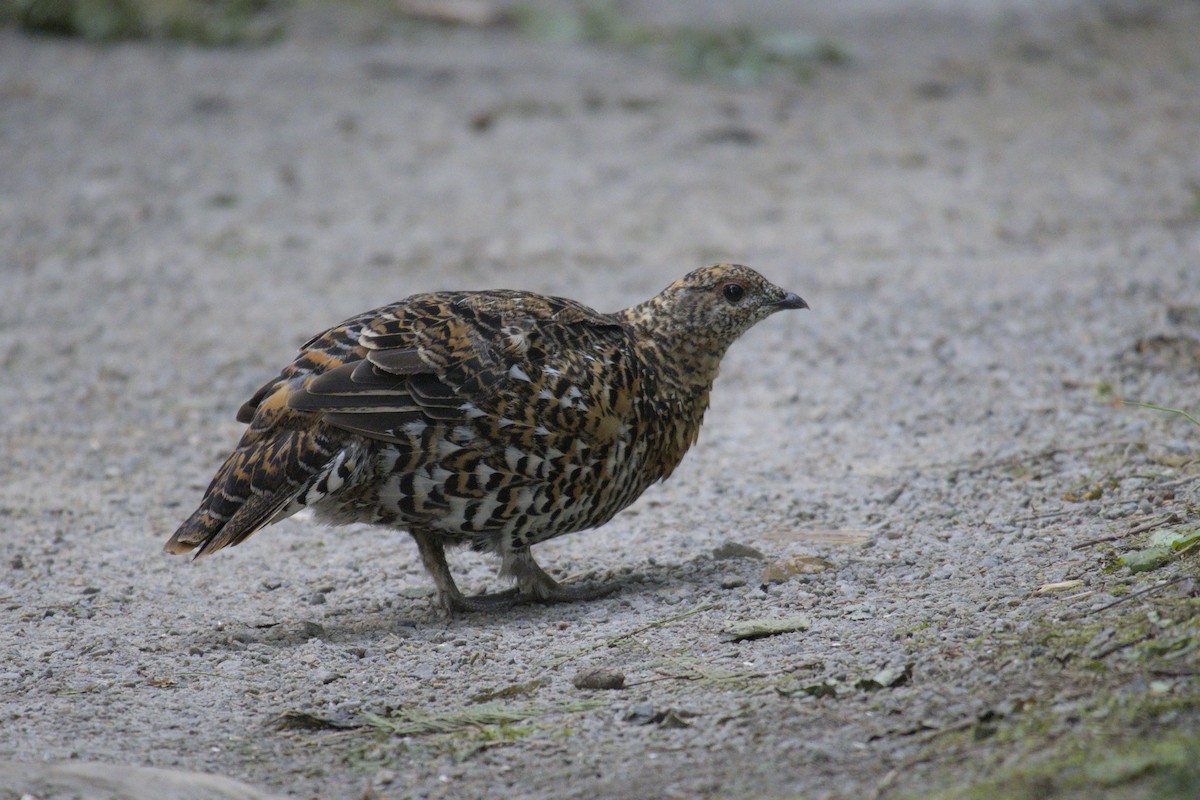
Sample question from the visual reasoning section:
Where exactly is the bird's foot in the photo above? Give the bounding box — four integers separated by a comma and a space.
438, 582, 618, 613
506, 549, 619, 605
530, 580, 620, 604
440, 587, 520, 614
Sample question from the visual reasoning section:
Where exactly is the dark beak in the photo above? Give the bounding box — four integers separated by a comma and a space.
774, 292, 809, 310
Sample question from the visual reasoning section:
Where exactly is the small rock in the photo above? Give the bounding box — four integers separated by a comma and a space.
275, 620, 325, 641
230, 628, 257, 644
1166, 304, 1200, 327
857, 664, 913, 691
720, 576, 747, 589
1166, 438, 1194, 456
572, 667, 625, 690
624, 702, 658, 725
10, 555, 24, 570
317, 671, 340, 685
308, 592, 327, 606
656, 709, 694, 728
623, 704, 697, 727
803, 679, 841, 698
698, 126, 761, 146
0, 760, 287, 799
271, 710, 354, 732
712, 541, 766, 561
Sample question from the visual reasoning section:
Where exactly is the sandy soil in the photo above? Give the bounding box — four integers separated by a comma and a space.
2, 1, 1200, 798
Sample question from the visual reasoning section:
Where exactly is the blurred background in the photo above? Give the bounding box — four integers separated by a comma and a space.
2, 2, 1200, 798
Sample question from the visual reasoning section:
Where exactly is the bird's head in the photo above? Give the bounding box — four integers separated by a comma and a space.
648, 264, 808, 346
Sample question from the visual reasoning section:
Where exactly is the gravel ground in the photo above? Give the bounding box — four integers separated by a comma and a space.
3, 2, 1200, 798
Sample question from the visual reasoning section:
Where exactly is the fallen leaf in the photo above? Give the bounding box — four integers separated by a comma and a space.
1119, 547, 1172, 573
469, 679, 543, 703
1036, 580, 1084, 594
761, 529, 872, 546
720, 614, 811, 642
762, 556, 832, 584
1148, 527, 1200, 551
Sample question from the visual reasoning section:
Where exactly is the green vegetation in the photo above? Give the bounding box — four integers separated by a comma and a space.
2, 0, 846, 84
1120, 526, 1200, 573
0, 0, 285, 44
513, 0, 848, 86
1123, 401, 1200, 431
897, 578, 1200, 800
347, 698, 601, 766
919, 731, 1200, 800
361, 698, 601, 738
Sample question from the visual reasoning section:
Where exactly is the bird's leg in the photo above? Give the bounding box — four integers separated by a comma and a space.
503, 548, 619, 604
410, 531, 518, 613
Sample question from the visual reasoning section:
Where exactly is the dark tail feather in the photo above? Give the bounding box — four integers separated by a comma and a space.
164, 427, 343, 558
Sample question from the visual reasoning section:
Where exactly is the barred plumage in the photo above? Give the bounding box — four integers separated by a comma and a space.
165, 264, 807, 612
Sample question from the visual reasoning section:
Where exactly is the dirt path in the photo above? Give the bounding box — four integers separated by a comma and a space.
3, 2, 1199, 798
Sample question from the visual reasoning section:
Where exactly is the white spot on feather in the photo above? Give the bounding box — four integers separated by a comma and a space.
459, 403, 487, 419
474, 495, 503, 525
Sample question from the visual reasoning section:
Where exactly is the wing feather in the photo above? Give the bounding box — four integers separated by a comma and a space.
284, 290, 627, 442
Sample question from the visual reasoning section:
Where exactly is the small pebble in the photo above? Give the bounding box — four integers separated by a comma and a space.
720, 576, 747, 589
624, 702, 658, 724
572, 667, 626, 690
272, 620, 326, 641
712, 541, 765, 561
308, 592, 327, 605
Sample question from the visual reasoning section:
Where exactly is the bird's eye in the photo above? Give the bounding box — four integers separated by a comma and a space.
721, 282, 745, 303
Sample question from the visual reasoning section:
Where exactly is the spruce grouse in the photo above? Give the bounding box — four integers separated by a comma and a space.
165, 264, 807, 612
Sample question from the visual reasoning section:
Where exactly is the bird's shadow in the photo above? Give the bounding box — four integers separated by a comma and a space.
181, 554, 749, 653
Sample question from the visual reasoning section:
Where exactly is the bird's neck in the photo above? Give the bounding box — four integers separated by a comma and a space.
620, 300, 729, 390
620, 303, 729, 481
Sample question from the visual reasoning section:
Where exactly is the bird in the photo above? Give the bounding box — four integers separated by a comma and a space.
165, 264, 808, 612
